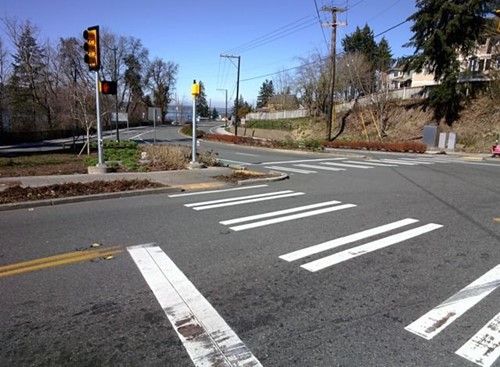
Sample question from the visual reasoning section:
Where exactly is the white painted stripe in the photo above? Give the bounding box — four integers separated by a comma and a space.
264, 165, 316, 174
344, 160, 397, 167
260, 157, 346, 165
295, 164, 345, 172
456, 311, 500, 367
302, 223, 442, 272
378, 159, 419, 165
230, 204, 356, 231
280, 218, 419, 262
321, 162, 373, 169
127, 244, 262, 367
185, 190, 294, 207
168, 184, 268, 197
193, 192, 305, 210
218, 159, 250, 166
221, 200, 342, 225
394, 158, 434, 164
235, 152, 260, 157
405, 264, 500, 340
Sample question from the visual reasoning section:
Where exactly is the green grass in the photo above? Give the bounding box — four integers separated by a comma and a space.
245, 117, 310, 131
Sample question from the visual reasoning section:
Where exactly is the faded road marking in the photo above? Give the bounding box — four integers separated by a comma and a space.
127, 244, 262, 367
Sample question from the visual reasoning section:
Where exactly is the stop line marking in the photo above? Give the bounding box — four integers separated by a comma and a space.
128, 244, 262, 367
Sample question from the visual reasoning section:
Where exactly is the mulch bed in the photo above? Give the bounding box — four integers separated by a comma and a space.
0, 180, 165, 204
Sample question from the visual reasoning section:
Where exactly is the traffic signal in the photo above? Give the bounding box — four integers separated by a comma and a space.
99, 80, 117, 95
83, 26, 100, 71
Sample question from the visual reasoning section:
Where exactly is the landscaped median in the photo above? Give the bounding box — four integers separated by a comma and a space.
202, 133, 427, 153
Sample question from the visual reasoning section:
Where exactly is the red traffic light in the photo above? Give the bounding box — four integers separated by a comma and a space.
83, 26, 100, 71
99, 80, 117, 95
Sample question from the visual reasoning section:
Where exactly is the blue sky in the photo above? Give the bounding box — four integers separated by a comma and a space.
1, 0, 417, 108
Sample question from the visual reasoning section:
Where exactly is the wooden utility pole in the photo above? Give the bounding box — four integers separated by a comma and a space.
220, 54, 241, 136
322, 6, 346, 141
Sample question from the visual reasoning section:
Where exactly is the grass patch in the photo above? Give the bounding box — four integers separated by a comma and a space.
245, 117, 310, 131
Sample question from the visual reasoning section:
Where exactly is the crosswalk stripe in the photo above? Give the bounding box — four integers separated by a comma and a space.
321, 162, 374, 169
301, 223, 442, 272
405, 264, 500, 340
127, 244, 263, 367
260, 157, 345, 165
264, 165, 316, 174
280, 218, 420, 262
378, 159, 420, 165
185, 190, 294, 207
395, 158, 434, 164
455, 311, 500, 367
193, 192, 305, 210
344, 160, 398, 167
220, 200, 342, 225
295, 164, 345, 171
229, 203, 356, 232
168, 184, 269, 197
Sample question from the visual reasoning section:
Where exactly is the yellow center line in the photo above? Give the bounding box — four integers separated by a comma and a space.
0, 246, 124, 279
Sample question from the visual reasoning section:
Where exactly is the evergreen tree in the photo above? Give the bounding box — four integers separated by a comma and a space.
376, 38, 392, 72
406, 0, 497, 124
196, 81, 209, 118
256, 79, 275, 109
342, 24, 378, 66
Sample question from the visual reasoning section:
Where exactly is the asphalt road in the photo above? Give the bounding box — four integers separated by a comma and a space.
1, 126, 500, 366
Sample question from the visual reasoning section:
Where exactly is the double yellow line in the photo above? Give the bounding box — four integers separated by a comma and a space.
0, 246, 123, 279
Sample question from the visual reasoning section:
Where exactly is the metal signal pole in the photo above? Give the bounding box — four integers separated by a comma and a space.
322, 6, 346, 141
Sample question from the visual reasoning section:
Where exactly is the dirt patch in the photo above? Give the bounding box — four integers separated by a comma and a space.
213, 170, 281, 183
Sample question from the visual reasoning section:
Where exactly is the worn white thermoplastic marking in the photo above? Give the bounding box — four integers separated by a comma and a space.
405, 264, 500, 340
455, 311, 500, 367
193, 192, 305, 211
127, 244, 262, 367
378, 159, 420, 165
264, 166, 317, 174
260, 157, 346, 165
184, 190, 294, 207
321, 162, 374, 169
221, 200, 342, 225
229, 203, 356, 231
301, 223, 442, 272
343, 160, 398, 167
295, 164, 345, 172
168, 185, 268, 198
280, 218, 419, 262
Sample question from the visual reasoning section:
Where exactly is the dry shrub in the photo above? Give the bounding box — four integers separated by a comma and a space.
142, 145, 191, 170
141, 145, 220, 170
321, 140, 427, 153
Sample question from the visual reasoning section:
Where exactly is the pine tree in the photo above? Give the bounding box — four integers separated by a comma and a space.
256, 79, 275, 109
406, 0, 497, 124
196, 81, 209, 117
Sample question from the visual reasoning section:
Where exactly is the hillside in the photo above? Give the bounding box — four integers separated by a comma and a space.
326, 95, 500, 153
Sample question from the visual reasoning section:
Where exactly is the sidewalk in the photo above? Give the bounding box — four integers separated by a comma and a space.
0, 166, 233, 189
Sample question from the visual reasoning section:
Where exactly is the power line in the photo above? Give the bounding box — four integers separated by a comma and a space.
223, 15, 317, 55
374, 19, 409, 38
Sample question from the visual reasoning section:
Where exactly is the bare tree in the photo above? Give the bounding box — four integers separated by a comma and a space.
294, 52, 329, 116
146, 58, 178, 123
0, 36, 11, 133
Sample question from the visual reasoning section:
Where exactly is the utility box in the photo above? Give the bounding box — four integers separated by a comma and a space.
447, 132, 457, 151
438, 133, 447, 149
423, 126, 440, 147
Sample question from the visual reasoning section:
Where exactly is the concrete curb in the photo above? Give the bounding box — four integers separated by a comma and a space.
237, 171, 289, 185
